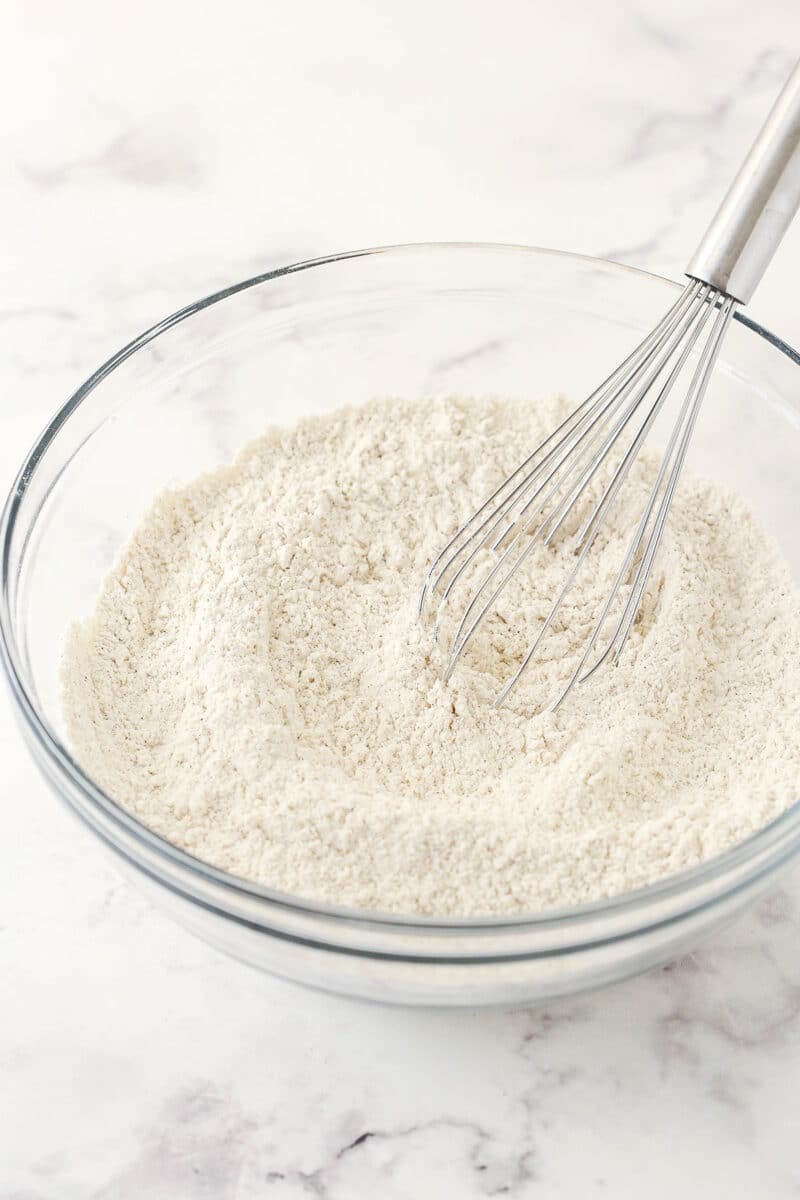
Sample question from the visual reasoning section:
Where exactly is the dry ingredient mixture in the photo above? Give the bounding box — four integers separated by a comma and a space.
62, 395, 800, 916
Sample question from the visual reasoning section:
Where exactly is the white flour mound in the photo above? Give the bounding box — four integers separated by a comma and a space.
62, 395, 800, 916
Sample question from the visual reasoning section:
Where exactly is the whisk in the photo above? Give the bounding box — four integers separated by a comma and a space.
420, 58, 800, 711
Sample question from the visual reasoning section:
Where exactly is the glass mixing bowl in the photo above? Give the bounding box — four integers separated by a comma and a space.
3, 244, 800, 1007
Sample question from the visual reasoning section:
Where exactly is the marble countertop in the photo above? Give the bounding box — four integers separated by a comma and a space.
3, 1, 800, 1195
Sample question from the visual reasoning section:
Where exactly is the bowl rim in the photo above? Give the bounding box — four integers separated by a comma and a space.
2, 239, 800, 933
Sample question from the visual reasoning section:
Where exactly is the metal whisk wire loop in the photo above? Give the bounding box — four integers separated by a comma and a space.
419, 284, 736, 710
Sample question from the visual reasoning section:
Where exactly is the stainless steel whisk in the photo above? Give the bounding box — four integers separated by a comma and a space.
420, 59, 800, 711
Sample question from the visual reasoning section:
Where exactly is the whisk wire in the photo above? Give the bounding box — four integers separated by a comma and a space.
492, 285, 721, 709
421, 279, 738, 709
600, 294, 736, 667
443, 283, 711, 678
418, 284, 698, 620
548, 294, 735, 709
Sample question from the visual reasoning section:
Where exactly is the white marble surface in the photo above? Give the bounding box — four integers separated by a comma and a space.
3, 1, 800, 1195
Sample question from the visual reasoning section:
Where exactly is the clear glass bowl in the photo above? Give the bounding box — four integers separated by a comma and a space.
3, 244, 800, 1007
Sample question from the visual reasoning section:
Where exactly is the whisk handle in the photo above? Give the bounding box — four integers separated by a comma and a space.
686, 58, 800, 304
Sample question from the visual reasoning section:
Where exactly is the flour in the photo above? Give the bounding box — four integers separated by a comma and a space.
61, 395, 800, 916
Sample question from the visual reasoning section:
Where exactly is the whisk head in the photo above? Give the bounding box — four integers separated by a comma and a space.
418, 278, 737, 711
